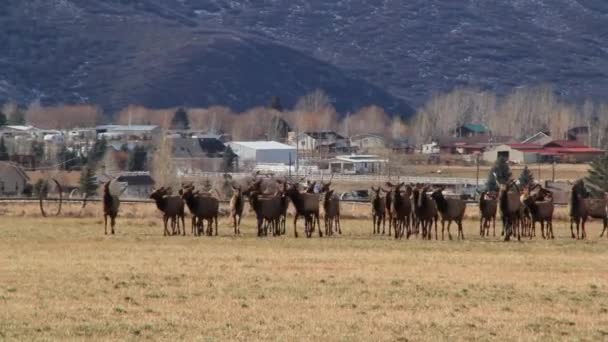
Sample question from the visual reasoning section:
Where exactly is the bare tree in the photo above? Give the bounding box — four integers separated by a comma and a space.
152, 134, 176, 187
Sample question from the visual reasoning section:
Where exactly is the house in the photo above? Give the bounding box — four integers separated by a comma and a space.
430, 136, 514, 155
349, 134, 387, 152
0, 162, 30, 196
194, 133, 232, 143
483, 140, 604, 164
452, 124, 490, 138
421, 142, 440, 154
522, 131, 553, 145
115, 172, 155, 198
567, 126, 590, 145
329, 154, 387, 174
389, 138, 415, 154
290, 131, 351, 153
198, 137, 226, 157
95, 125, 160, 141
483, 144, 541, 164
227, 141, 296, 166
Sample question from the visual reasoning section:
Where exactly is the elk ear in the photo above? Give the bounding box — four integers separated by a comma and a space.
328, 190, 334, 197
371, 186, 378, 192
178, 189, 183, 196
386, 182, 394, 187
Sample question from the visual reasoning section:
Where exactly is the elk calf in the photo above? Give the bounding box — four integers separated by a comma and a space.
479, 191, 497, 237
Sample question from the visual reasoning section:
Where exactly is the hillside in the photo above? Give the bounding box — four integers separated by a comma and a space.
2, 0, 608, 116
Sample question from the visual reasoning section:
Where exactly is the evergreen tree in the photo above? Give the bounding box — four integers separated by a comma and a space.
0, 111, 7, 127
8, 108, 25, 125
222, 146, 237, 172
518, 165, 534, 187
486, 157, 512, 192
171, 107, 190, 130
0, 137, 9, 161
79, 166, 98, 198
267, 116, 291, 141
269, 96, 283, 112
30, 141, 45, 163
585, 154, 608, 197
128, 146, 147, 171
89, 137, 107, 166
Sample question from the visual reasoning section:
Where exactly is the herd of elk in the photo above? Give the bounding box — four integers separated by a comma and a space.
101, 172, 608, 241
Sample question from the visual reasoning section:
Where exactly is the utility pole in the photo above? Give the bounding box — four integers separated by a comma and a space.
552, 159, 556, 182
476, 153, 480, 191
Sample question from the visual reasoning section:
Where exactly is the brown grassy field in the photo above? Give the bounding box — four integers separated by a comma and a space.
2, 212, 608, 341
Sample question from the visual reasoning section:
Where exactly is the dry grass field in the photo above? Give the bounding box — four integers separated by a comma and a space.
2, 212, 608, 341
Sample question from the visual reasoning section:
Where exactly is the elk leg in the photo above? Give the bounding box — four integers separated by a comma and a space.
601, 218, 608, 238
293, 214, 299, 238
447, 220, 453, 241
104, 214, 108, 235
458, 219, 464, 240
111, 216, 116, 235
570, 218, 576, 239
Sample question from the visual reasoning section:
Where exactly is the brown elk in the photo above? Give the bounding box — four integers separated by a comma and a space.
479, 191, 497, 237
103, 180, 120, 235
521, 185, 554, 239
182, 186, 219, 236
285, 182, 322, 238
320, 179, 341, 236
230, 185, 244, 235
385, 182, 412, 239
430, 187, 466, 240
247, 189, 283, 237
497, 180, 522, 241
150, 187, 186, 236
569, 180, 589, 239
412, 185, 438, 240
370, 187, 386, 235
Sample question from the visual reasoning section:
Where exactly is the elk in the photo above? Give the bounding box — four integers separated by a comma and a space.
412, 185, 438, 240
430, 187, 466, 240
320, 179, 341, 236
385, 182, 412, 239
182, 186, 219, 236
569, 180, 590, 239
103, 180, 120, 235
497, 180, 522, 241
521, 186, 554, 239
479, 191, 497, 237
285, 182, 322, 238
370, 187, 386, 235
149, 187, 186, 236
245, 179, 284, 237
230, 185, 244, 235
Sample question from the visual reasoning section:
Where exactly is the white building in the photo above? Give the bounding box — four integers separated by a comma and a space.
227, 141, 297, 165
329, 154, 388, 174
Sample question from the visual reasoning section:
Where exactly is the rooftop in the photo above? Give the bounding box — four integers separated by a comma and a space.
96, 125, 159, 132
335, 154, 388, 163
461, 123, 490, 133
229, 141, 295, 150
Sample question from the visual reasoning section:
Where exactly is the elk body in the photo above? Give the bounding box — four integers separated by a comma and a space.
182, 186, 219, 236
385, 182, 412, 239
150, 187, 186, 236
479, 191, 497, 237
569, 180, 590, 239
370, 187, 386, 235
412, 186, 438, 240
498, 181, 522, 241
103, 180, 120, 235
521, 187, 554, 239
285, 183, 322, 238
248, 189, 283, 236
230, 185, 244, 235
430, 188, 466, 240
322, 190, 341, 236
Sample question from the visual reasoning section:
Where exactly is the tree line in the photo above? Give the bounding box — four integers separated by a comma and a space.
2, 84, 608, 147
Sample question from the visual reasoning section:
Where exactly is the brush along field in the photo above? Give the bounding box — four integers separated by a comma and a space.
2, 214, 608, 341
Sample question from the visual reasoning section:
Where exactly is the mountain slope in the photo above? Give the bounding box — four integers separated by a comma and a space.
2, 0, 608, 115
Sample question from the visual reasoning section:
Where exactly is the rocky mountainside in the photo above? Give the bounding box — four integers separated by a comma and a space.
2, 0, 608, 116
